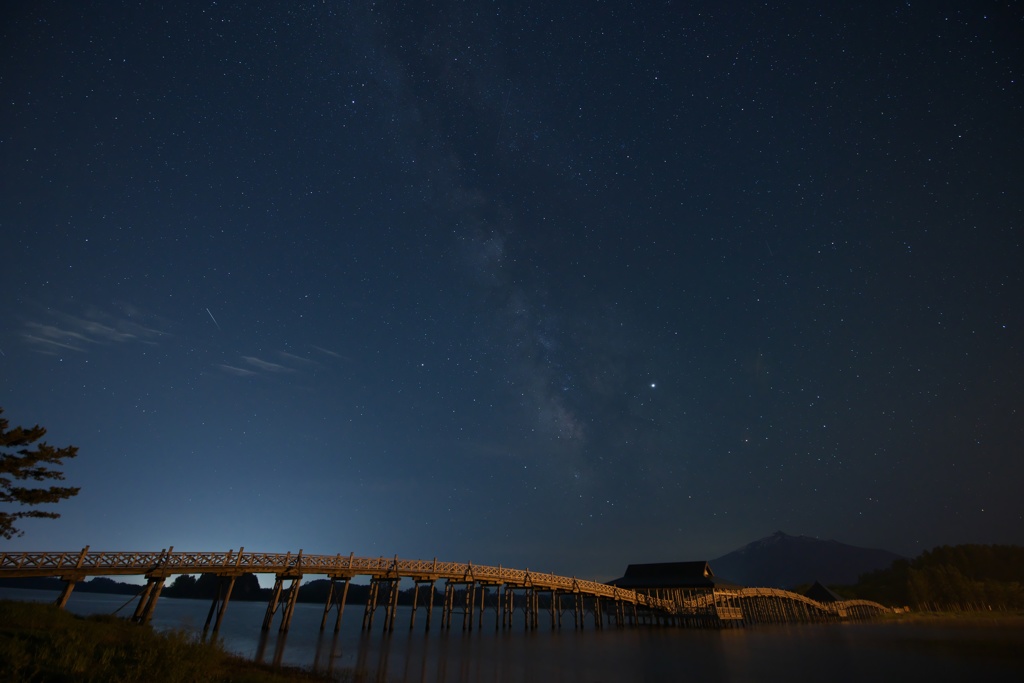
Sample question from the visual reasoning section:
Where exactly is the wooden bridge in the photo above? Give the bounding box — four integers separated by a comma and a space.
0, 547, 889, 634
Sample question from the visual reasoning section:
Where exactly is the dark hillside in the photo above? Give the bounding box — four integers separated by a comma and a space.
711, 531, 903, 588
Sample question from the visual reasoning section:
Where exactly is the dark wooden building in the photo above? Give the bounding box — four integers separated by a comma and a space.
609, 561, 718, 590
804, 581, 843, 603
608, 561, 741, 621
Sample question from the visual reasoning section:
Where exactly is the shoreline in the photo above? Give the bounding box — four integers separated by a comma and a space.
879, 610, 1024, 626
0, 599, 341, 683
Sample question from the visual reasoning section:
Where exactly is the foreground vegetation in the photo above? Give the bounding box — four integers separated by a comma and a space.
0, 600, 338, 683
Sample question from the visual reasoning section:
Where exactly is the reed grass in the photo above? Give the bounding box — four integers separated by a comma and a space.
0, 600, 338, 682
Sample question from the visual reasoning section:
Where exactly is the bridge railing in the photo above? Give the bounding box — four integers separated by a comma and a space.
0, 549, 672, 610
714, 588, 889, 616
0, 549, 887, 618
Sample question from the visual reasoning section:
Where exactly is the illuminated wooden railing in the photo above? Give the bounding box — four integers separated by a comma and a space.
713, 587, 889, 620
0, 548, 670, 609
0, 548, 890, 628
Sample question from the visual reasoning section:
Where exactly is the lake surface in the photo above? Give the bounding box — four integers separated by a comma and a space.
3, 587, 1022, 682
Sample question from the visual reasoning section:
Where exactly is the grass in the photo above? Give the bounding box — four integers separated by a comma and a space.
0, 600, 342, 682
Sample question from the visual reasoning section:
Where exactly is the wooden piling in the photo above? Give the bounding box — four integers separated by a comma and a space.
55, 579, 77, 609
426, 579, 436, 630
362, 578, 380, 631
441, 581, 454, 629
320, 576, 351, 632
203, 575, 236, 634
132, 576, 166, 625
279, 577, 302, 633
53, 546, 90, 610
410, 578, 435, 631
463, 582, 473, 631
503, 585, 513, 628
262, 577, 284, 631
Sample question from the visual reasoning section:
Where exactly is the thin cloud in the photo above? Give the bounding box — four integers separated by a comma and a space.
311, 345, 344, 359
219, 349, 326, 378
69, 315, 136, 343
21, 333, 86, 353
23, 322, 93, 348
243, 356, 290, 373
218, 364, 257, 377
22, 305, 167, 354
279, 351, 316, 366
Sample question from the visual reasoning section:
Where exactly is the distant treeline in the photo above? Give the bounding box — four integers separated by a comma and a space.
834, 544, 1024, 611
170, 574, 451, 605
0, 574, 442, 606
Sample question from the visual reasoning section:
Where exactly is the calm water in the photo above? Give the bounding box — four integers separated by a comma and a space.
3, 587, 1022, 682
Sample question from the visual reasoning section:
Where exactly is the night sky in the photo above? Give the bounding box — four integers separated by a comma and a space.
2, 2, 1022, 582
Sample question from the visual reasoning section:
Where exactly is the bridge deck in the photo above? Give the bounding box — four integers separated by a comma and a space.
0, 548, 668, 608
0, 548, 890, 627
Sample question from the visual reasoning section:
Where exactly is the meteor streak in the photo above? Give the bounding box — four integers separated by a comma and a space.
206, 307, 221, 330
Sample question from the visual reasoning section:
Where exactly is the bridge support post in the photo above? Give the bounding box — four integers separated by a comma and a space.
426, 579, 436, 630
409, 580, 421, 631
503, 586, 513, 630
382, 578, 400, 633
321, 573, 350, 634
439, 580, 473, 631
132, 576, 166, 625
490, 585, 501, 630
410, 579, 435, 630
441, 581, 453, 629
502, 586, 513, 628
262, 577, 282, 630
516, 587, 535, 630
132, 581, 154, 622
52, 547, 90, 610
463, 582, 474, 631
55, 578, 77, 609
362, 578, 381, 631
262, 576, 303, 632
278, 576, 302, 633
204, 575, 237, 635
262, 577, 283, 631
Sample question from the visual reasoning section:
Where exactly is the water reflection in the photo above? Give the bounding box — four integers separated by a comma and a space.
1, 588, 1022, 682
256, 630, 315, 673
312, 629, 344, 678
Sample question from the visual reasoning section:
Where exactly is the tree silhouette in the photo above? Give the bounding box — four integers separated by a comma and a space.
0, 408, 80, 539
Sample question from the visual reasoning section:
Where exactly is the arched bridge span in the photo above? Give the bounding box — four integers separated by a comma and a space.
0, 547, 889, 633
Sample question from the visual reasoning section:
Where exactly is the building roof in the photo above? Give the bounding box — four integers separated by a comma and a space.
804, 581, 843, 603
608, 561, 719, 589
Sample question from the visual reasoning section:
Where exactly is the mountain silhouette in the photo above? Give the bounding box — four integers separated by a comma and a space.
710, 531, 903, 588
